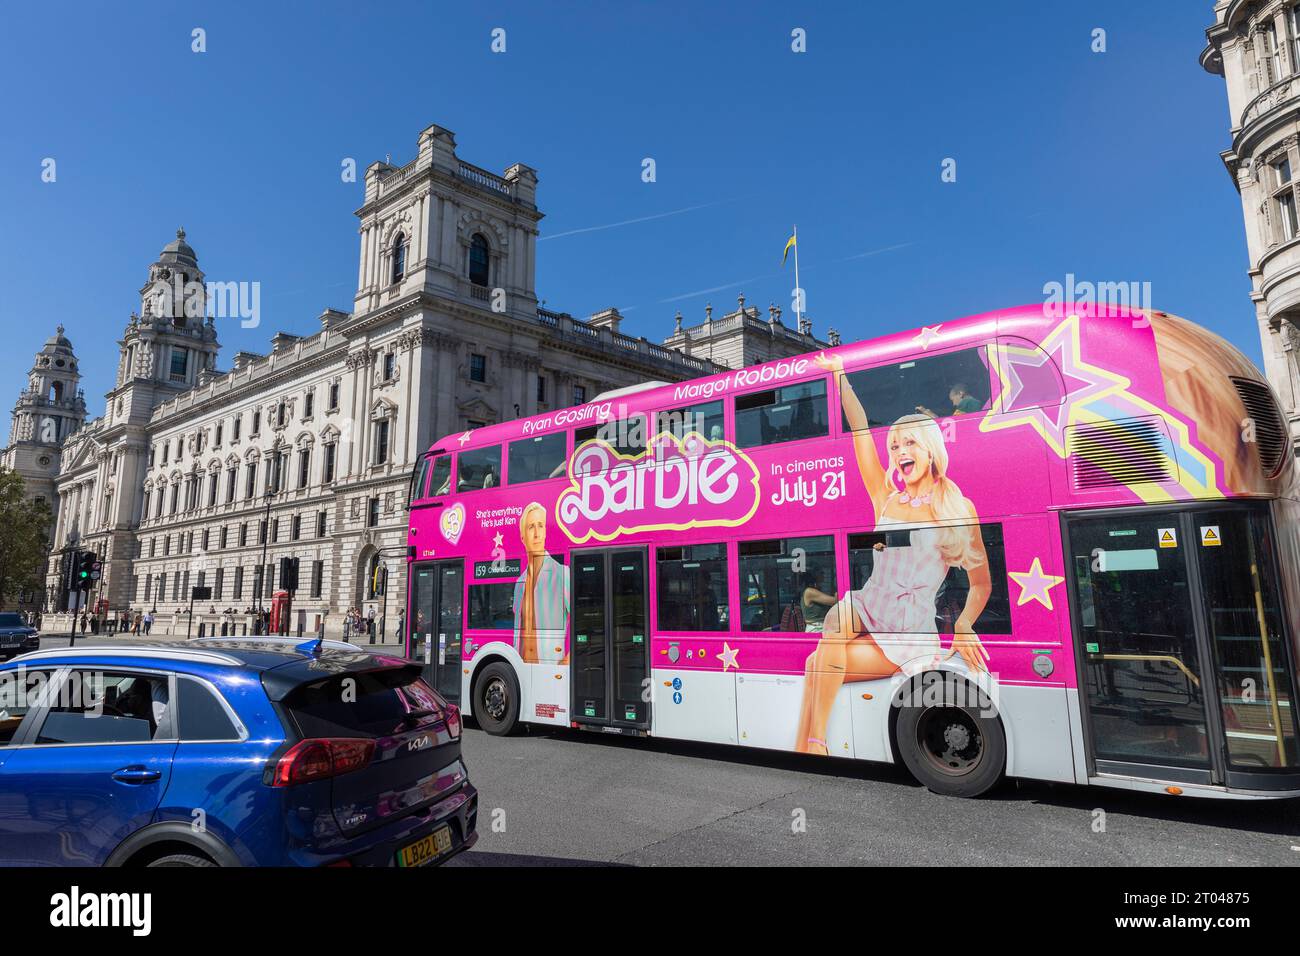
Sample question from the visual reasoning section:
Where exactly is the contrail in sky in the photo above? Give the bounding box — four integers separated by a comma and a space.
540, 199, 735, 241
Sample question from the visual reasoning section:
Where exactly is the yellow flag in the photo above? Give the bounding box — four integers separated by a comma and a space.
782, 232, 797, 265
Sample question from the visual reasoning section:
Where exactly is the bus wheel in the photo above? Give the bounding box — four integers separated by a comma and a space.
474, 662, 520, 736
895, 679, 1005, 797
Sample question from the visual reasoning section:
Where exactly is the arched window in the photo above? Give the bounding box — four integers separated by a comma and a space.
469, 233, 490, 287
391, 233, 407, 285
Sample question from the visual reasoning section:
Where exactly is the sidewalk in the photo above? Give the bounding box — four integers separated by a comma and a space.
39, 632, 407, 650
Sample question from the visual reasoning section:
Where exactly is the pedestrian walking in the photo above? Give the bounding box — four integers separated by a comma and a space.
367, 607, 376, 644
143, 610, 154, 636
395, 607, 405, 643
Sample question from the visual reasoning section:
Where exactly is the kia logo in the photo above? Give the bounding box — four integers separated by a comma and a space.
407, 736, 431, 752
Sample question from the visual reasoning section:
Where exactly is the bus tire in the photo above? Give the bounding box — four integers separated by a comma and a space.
473, 662, 520, 736
894, 676, 1006, 798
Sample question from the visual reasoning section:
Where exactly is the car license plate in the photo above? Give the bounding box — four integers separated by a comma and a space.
396, 826, 452, 867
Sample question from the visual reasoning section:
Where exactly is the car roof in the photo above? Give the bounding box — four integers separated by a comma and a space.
6, 639, 414, 683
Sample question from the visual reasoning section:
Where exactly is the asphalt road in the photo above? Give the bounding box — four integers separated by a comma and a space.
449, 723, 1300, 867
31, 635, 1300, 866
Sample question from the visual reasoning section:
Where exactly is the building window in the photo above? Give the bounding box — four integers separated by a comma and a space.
161, 443, 168, 465
226, 467, 237, 503
214, 567, 224, 601
170, 348, 188, 382
215, 422, 223, 446
276, 402, 286, 428
310, 559, 323, 598
298, 448, 311, 489
233, 416, 241, 441
304, 391, 314, 418
164, 535, 171, 557
328, 382, 339, 410
239, 523, 248, 547
220, 526, 228, 549
1275, 156, 1298, 242
201, 529, 210, 552
1267, 19, 1283, 85
207, 472, 218, 506
245, 462, 258, 499
375, 420, 390, 465
291, 514, 301, 541
469, 233, 490, 287
149, 538, 157, 558
572, 385, 587, 406
234, 566, 244, 600
383, 352, 395, 381
536, 375, 546, 404
367, 497, 380, 528
392, 233, 407, 284
323, 443, 337, 484
252, 410, 261, 434
251, 566, 262, 602
316, 511, 327, 537
469, 353, 487, 383
259, 520, 267, 545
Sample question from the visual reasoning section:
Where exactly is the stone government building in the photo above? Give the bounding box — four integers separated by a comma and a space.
14, 123, 827, 638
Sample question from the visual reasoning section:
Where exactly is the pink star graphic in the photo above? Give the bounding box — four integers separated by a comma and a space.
1009, 557, 1066, 610
984, 315, 1129, 455
716, 642, 739, 672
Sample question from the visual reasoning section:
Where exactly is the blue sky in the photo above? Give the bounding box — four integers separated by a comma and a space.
0, 1, 1247, 419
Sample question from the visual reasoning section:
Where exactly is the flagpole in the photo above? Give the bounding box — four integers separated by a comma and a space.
792, 224, 802, 328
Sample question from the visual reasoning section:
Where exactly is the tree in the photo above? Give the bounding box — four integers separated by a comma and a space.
0, 468, 52, 610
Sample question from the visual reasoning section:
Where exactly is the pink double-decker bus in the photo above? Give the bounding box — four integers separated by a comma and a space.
405, 303, 1300, 798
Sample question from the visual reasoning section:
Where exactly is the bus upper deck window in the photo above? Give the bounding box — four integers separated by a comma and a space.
509, 433, 568, 485
458, 445, 501, 492
840, 348, 992, 430
735, 379, 828, 449
576, 416, 647, 457
427, 455, 451, 497
657, 401, 724, 443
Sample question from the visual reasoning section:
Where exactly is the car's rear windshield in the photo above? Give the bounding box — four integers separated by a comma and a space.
0, 614, 25, 627
281, 668, 442, 738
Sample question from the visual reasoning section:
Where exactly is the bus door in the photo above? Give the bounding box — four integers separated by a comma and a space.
409, 559, 464, 704
571, 547, 650, 731
1063, 504, 1299, 787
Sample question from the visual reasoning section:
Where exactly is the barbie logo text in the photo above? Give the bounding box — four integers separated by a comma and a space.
556, 433, 761, 543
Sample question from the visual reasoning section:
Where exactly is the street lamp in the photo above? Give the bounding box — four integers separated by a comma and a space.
255, 487, 273, 630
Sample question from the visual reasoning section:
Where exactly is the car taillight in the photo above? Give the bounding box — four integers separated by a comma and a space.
444, 703, 461, 739
271, 738, 376, 787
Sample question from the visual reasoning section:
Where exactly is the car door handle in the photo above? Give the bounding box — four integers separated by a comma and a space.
111, 766, 162, 784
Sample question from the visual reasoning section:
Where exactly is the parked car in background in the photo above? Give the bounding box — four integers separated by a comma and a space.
0, 613, 39, 662
0, 638, 477, 866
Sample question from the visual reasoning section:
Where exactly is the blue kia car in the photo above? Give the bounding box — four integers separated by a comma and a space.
0, 639, 478, 866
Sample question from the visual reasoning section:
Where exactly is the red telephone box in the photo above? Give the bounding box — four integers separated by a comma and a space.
270, 590, 291, 636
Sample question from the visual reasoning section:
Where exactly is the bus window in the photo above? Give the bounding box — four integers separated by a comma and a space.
734, 379, 829, 449
468, 582, 516, 629
410, 456, 432, 505
428, 454, 451, 496
509, 433, 568, 485
576, 415, 647, 457
656, 543, 729, 632
657, 401, 725, 443
840, 348, 991, 430
739, 535, 836, 632
458, 445, 501, 491
846, 524, 1009, 634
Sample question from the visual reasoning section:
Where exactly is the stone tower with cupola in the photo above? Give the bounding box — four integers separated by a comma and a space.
1, 326, 87, 505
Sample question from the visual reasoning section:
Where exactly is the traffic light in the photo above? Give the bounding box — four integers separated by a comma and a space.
371, 564, 388, 597
279, 556, 300, 592
75, 551, 101, 590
